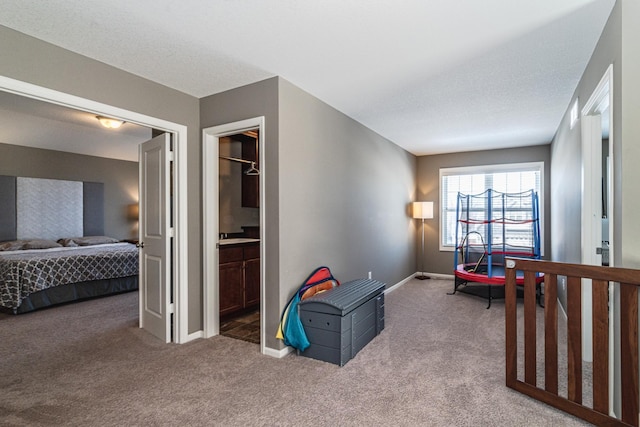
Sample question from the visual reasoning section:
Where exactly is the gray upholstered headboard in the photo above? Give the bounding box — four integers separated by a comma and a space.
0, 175, 104, 242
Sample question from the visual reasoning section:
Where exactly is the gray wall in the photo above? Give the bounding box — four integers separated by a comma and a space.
0, 143, 138, 240
0, 25, 203, 333
618, 4, 640, 414
200, 77, 417, 350
550, 0, 640, 415
620, 0, 640, 268
416, 145, 551, 275
278, 78, 417, 291
200, 77, 281, 349
550, 2, 621, 270
550, 2, 621, 313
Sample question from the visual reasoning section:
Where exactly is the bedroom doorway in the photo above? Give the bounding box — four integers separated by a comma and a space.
202, 117, 266, 354
0, 75, 190, 344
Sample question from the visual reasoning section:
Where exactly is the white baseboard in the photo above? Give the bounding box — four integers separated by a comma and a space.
186, 272, 455, 345
384, 272, 455, 294
265, 273, 422, 355
264, 273, 428, 356
384, 273, 414, 294
181, 330, 204, 344
422, 272, 455, 280
263, 345, 294, 358
184, 330, 292, 359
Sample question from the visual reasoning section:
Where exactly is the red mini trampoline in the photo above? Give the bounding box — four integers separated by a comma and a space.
449, 189, 543, 308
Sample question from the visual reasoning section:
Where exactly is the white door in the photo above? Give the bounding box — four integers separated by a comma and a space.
581, 114, 603, 267
139, 133, 173, 342
580, 114, 603, 364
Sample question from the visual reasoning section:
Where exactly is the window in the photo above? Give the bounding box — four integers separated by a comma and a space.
570, 98, 579, 129
439, 162, 543, 251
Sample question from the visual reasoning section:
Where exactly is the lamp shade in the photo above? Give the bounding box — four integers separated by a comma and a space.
127, 203, 139, 221
412, 201, 434, 219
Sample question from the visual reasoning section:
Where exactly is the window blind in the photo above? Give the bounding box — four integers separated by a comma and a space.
440, 162, 543, 250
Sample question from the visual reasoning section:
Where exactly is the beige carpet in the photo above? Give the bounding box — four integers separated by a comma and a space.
0, 279, 590, 426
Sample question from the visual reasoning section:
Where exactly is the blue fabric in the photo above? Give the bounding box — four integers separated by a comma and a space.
283, 293, 310, 351
278, 266, 339, 351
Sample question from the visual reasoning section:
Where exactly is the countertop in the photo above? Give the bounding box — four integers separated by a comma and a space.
218, 238, 260, 246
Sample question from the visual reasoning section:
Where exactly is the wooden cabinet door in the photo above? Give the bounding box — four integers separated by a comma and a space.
244, 257, 260, 308
241, 133, 259, 208
219, 261, 244, 317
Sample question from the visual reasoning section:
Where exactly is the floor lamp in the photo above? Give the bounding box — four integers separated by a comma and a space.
412, 201, 434, 280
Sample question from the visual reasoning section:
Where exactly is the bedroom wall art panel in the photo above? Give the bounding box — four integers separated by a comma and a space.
83, 182, 104, 236
16, 177, 83, 240
0, 176, 17, 241
0, 143, 138, 241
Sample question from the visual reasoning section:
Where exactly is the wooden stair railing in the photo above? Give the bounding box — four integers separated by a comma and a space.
505, 258, 639, 427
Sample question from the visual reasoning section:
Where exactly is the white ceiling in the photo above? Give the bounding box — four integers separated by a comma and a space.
0, 91, 151, 161
0, 0, 616, 156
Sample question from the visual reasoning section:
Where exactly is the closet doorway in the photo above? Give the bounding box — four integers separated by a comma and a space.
218, 130, 260, 344
202, 117, 266, 354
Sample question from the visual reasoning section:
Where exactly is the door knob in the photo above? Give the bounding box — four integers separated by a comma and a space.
136, 241, 145, 249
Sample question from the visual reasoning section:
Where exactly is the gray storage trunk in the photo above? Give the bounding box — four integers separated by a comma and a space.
298, 278, 385, 366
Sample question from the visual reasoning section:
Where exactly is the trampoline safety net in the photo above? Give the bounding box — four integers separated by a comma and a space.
454, 189, 541, 277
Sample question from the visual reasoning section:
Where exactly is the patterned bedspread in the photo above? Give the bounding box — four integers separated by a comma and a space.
0, 243, 139, 310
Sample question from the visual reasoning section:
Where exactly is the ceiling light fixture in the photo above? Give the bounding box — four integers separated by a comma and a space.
96, 115, 125, 129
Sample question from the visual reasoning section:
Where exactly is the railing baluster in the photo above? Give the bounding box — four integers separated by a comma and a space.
505, 258, 640, 426
545, 273, 558, 395
592, 279, 609, 414
505, 264, 517, 388
620, 283, 639, 427
567, 276, 582, 404
524, 270, 537, 386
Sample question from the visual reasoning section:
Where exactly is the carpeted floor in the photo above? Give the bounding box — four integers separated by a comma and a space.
0, 279, 591, 426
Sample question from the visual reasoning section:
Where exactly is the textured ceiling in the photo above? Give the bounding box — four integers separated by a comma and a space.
0, 91, 151, 161
0, 0, 616, 156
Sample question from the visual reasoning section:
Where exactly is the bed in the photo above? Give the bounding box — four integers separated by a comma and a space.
0, 238, 138, 314
0, 175, 139, 314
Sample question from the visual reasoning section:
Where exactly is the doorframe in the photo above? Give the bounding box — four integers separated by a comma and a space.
581, 64, 614, 268
202, 117, 266, 355
580, 63, 614, 414
0, 75, 191, 344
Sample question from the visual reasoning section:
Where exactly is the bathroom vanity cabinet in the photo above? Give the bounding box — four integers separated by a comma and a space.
219, 241, 260, 317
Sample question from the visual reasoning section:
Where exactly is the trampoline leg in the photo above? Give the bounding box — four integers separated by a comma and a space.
486, 284, 492, 309
448, 277, 464, 295
537, 282, 545, 308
